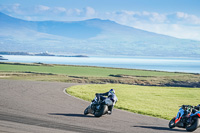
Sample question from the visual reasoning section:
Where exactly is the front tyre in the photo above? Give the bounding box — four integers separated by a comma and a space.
186, 118, 199, 132
84, 107, 89, 115
169, 118, 175, 129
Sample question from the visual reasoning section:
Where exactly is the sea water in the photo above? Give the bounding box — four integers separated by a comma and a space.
1, 55, 200, 74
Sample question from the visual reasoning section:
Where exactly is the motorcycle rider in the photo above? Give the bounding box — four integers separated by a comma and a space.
175, 104, 200, 125
95, 89, 118, 114
194, 104, 200, 111
175, 105, 190, 125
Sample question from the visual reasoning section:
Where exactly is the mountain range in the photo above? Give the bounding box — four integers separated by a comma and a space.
0, 12, 200, 57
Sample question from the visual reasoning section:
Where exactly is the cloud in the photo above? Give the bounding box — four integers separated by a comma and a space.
176, 12, 200, 25
0, 3, 23, 14
149, 12, 166, 23
84, 7, 95, 16
131, 23, 200, 40
102, 10, 167, 25
35, 5, 50, 12
101, 10, 200, 40
33, 5, 96, 17
0, 4, 96, 19
105, 10, 200, 26
53, 7, 67, 13
32, 5, 96, 19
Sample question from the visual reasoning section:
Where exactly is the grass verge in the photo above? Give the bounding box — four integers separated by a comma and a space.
67, 84, 200, 120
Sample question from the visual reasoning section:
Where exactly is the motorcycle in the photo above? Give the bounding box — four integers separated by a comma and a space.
84, 96, 113, 117
169, 105, 200, 132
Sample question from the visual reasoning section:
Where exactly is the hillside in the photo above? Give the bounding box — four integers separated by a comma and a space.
0, 12, 200, 57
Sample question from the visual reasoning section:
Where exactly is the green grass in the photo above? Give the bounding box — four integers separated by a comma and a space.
0, 62, 189, 77
67, 84, 200, 120
1, 62, 199, 87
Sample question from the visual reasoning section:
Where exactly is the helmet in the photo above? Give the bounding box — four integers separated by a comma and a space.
109, 89, 115, 94
182, 105, 186, 110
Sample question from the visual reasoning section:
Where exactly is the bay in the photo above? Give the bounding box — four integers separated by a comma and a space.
1, 55, 200, 74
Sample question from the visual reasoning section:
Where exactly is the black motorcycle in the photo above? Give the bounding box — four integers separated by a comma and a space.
169, 105, 200, 132
84, 96, 113, 117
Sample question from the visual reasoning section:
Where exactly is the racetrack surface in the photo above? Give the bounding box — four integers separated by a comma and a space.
0, 79, 198, 133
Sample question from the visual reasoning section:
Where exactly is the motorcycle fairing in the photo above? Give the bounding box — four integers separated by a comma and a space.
104, 98, 113, 106
191, 111, 200, 117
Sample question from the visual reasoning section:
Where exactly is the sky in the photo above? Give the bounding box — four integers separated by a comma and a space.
0, 0, 200, 41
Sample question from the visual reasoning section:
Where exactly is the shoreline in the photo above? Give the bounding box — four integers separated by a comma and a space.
0, 55, 8, 60
0, 51, 88, 57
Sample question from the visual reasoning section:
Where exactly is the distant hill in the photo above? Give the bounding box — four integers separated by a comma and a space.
0, 12, 200, 57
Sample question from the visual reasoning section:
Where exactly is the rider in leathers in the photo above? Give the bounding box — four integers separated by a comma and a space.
175, 104, 200, 125
95, 89, 118, 114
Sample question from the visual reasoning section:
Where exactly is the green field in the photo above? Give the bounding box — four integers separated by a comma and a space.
67, 84, 200, 120
0, 62, 185, 77
1, 62, 200, 87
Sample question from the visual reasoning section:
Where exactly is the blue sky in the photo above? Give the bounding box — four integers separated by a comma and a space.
0, 0, 200, 40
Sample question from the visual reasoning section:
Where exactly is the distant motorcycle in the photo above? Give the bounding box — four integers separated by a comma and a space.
169, 105, 200, 132
84, 96, 112, 117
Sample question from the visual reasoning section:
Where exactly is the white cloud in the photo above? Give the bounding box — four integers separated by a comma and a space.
123, 22, 200, 41
101, 10, 200, 40
12, 3, 21, 12
53, 7, 67, 13
177, 12, 187, 18
35, 5, 50, 12
84, 7, 96, 16
0, 3, 23, 14
149, 12, 166, 23
104, 10, 167, 25
176, 12, 200, 25
32, 6, 96, 19
66, 8, 81, 16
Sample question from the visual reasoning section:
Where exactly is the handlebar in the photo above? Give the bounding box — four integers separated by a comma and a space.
179, 105, 194, 108
179, 105, 194, 112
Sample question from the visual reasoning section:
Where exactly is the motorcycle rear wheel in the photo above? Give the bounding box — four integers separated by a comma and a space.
186, 118, 199, 132
94, 105, 108, 117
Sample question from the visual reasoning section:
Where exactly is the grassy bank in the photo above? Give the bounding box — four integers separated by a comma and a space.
67, 84, 200, 120
0, 62, 200, 87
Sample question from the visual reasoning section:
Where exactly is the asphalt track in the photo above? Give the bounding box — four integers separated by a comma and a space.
0, 79, 198, 133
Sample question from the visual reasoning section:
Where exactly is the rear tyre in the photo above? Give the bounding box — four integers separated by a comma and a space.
169, 118, 175, 129
94, 105, 108, 117
186, 118, 199, 132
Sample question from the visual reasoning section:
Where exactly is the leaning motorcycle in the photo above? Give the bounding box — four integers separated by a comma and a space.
84, 96, 112, 117
169, 105, 200, 132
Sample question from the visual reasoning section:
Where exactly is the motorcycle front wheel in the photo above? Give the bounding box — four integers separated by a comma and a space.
169, 118, 175, 129
84, 106, 89, 115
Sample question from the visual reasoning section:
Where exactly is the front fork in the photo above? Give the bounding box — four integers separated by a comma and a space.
90, 103, 100, 114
